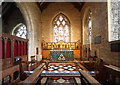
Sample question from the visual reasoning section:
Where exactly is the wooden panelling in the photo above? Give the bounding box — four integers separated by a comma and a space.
2, 58, 12, 70
74, 50, 81, 58
0, 33, 28, 70
20, 55, 28, 61
2, 65, 20, 83
42, 50, 50, 59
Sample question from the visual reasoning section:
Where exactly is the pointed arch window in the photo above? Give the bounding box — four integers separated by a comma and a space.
88, 12, 92, 43
12, 23, 27, 39
53, 13, 70, 42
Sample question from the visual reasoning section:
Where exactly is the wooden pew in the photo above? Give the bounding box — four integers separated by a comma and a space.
79, 69, 101, 85
2, 65, 20, 84
103, 65, 120, 84
28, 56, 40, 71
78, 63, 88, 71
20, 63, 45, 84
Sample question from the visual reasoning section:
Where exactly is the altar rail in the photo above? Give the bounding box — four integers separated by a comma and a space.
0, 33, 28, 70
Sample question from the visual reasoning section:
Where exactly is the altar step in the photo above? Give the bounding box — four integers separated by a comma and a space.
39, 77, 81, 85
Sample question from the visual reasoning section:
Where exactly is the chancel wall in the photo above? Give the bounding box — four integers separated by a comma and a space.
41, 2, 81, 42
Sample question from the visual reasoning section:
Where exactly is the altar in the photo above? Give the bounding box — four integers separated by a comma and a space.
50, 50, 74, 61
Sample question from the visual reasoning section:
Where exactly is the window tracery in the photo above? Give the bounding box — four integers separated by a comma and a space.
53, 13, 70, 42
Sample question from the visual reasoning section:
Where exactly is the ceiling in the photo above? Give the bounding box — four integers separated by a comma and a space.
2, 2, 85, 17
37, 2, 85, 12
2, 2, 15, 16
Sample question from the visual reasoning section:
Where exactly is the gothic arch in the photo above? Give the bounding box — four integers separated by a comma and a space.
16, 2, 42, 61
12, 23, 27, 39
52, 13, 71, 42
82, 7, 92, 45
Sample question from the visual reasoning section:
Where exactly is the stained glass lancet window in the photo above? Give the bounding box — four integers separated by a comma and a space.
12, 23, 27, 39
88, 12, 92, 43
53, 13, 70, 42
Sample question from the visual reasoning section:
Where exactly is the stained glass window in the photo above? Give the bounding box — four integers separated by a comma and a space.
13, 23, 27, 39
88, 12, 92, 43
53, 13, 70, 42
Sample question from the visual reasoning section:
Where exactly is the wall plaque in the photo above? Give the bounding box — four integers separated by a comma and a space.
111, 43, 120, 52
94, 36, 101, 44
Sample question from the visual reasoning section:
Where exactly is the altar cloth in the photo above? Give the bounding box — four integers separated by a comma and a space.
50, 50, 74, 61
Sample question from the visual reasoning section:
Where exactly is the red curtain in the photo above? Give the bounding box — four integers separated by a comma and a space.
18, 42, 21, 56
22, 42, 24, 55
14, 41, 18, 57
6, 40, 11, 58
25, 42, 27, 55
0, 39, 3, 59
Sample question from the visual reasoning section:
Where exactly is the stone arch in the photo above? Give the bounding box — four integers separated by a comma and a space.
82, 7, 92, 45
82, 7, 92, 60
16, 2, 42, 61
52, 12, 71, 25
12, 23, 27, 39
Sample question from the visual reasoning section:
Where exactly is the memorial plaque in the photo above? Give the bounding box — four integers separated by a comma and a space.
111, 43, 120, 52
94, 36, 101, 44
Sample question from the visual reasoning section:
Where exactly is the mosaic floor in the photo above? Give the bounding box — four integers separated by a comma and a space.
41, 63, 80, 76
39, 63, 81, 84
43, 63, 79, 71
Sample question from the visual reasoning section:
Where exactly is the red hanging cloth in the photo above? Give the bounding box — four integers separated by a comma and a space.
25, 42, 27, 55
0, 39, 3, 59
6, 41, 10, 58
18, 42, 21, 56
14, 41, 18, 57
22, 42, 24, 55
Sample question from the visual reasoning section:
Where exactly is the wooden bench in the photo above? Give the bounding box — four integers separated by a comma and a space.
2, 65, 20, 84
79, 69, 101, 85
20, 63, 45, 84
78, 63, 88, 71
103, 65, 120, 84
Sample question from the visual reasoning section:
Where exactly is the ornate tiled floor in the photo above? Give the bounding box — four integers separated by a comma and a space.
41, 63, 80, 77
39, 63, 81, 84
